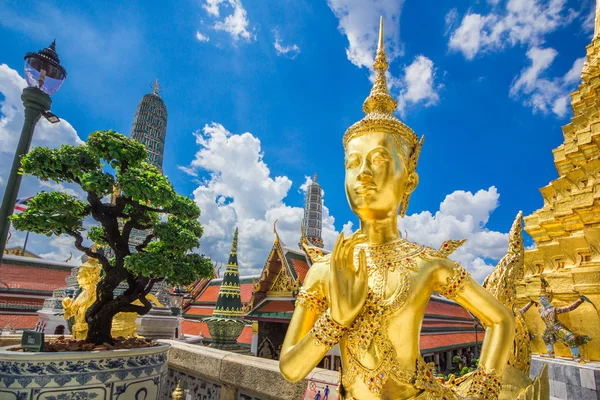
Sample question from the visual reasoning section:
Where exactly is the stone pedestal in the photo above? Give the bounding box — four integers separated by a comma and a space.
530, 355, 600, 399
136, 306, 179, 339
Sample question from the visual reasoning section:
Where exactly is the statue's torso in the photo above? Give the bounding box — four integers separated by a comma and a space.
312, 239, 461, 399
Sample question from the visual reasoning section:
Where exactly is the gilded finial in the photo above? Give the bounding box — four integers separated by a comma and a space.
171, 380, 184, 400
362, 16, 396, 115
151, 78, 162, 96
313, 173, 317, 182
343, 16, 421, 157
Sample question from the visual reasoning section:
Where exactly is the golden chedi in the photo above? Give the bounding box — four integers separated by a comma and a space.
517, 1, 600, 362
279, 17, 532, 400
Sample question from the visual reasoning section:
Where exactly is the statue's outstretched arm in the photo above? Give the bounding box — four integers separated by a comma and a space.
519, 300, 535, 315
435, 259, 515, 374
280, 263, 334, 382
556, 297, 585, 314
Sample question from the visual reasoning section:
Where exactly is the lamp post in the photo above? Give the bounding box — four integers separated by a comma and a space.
0, 41, 67, 263
169, 286, 185, 315
474, 318, 483, 359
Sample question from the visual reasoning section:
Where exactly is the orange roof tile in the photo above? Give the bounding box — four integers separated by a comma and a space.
240, 283, 254, 302
259, 300, 295, 313
238, 326, 253, 344
425, 299, 472, 319
0, 264, 69, 292
422, 321, 473, 328
195, 286, 220, 303
181, 320, 211, 337
289, 258, 309, 284
420, 332, 485, 352
193, 282, 254, 304
180, 320, 253, 345
0, 314, 40, 329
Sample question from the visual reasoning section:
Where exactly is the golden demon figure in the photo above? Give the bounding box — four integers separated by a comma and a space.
278, 17, 537, 400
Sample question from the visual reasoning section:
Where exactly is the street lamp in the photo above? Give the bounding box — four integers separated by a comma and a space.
169, 286, 185, 314
0, 41, 67, 263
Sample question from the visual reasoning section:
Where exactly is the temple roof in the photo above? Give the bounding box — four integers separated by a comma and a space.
0, 255, 71, 292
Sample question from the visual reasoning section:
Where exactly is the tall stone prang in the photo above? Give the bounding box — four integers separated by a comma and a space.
299, 174, 324, 248
127, 79, 168, 251
205, 228, 246, 351
518, 2, 600, 365
130, 79, 168, 172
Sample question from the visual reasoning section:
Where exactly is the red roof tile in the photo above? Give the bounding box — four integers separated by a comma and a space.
0, 264, 69, 292
0, 314, 39, 329
289, 258, 309, 284
425, 299, 472, 319
185, 307, 214, 316
420, 332, 485, 352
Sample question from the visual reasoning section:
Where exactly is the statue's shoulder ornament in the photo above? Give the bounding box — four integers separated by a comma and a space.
419, 239, 470, 300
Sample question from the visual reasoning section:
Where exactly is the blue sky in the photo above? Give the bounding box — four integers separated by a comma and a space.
0, 0, 594, 278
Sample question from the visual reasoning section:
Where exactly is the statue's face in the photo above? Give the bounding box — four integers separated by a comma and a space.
539, 296, 550, 308
345, 132, 409, 220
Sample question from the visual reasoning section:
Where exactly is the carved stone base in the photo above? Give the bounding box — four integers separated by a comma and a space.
136, 306, 179, 339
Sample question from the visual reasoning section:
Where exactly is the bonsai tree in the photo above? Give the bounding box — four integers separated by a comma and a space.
11, 130, 213, 345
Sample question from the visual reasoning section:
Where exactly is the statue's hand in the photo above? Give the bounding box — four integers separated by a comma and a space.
329, 232, 368, 327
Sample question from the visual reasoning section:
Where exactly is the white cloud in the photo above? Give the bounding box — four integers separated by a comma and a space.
509, 47, 585, 117
397, 55, 441, 114
326, 4, 442, 114
204, 0, 226, 17
274, 31, 300, 59
326, 0, 404, 69
0, 64, 85, 262
180, 123, 347, 274
398, 187, 509, 282
208, 0, 253, 42
38, 235, 82, 265
448, 0, 577, 60
195, 31, 210, 42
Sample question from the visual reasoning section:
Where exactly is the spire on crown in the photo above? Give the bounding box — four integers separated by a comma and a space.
343, 16, 421, 158
362, 16, 397, 114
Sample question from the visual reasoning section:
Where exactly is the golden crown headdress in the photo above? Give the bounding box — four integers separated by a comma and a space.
343, 17, 424, 173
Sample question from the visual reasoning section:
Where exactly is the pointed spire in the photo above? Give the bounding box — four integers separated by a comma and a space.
151, 78, 162, 96
211, 227, 243, 319
50, 39, 56, 51
362, 16, 397, 115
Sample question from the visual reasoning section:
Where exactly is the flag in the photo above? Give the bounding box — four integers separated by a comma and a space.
14, 197, 33, 212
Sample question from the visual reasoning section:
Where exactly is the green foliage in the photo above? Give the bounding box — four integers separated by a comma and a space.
86, 130, 147, 169
11, 129, 212, 292
11, 192, 88, 236
459, 366, 472, 376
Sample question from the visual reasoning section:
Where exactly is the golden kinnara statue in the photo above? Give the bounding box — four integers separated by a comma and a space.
280, 18, 548, 400
62, 256, 163, 340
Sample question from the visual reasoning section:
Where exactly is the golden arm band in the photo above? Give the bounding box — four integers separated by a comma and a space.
295, 288, 328, 314
466, 368, 502, 400
312, 311, 348, 347
438, 263, 469, 299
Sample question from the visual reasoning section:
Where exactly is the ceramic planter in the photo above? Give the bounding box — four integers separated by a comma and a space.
0, 343, 169, 400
